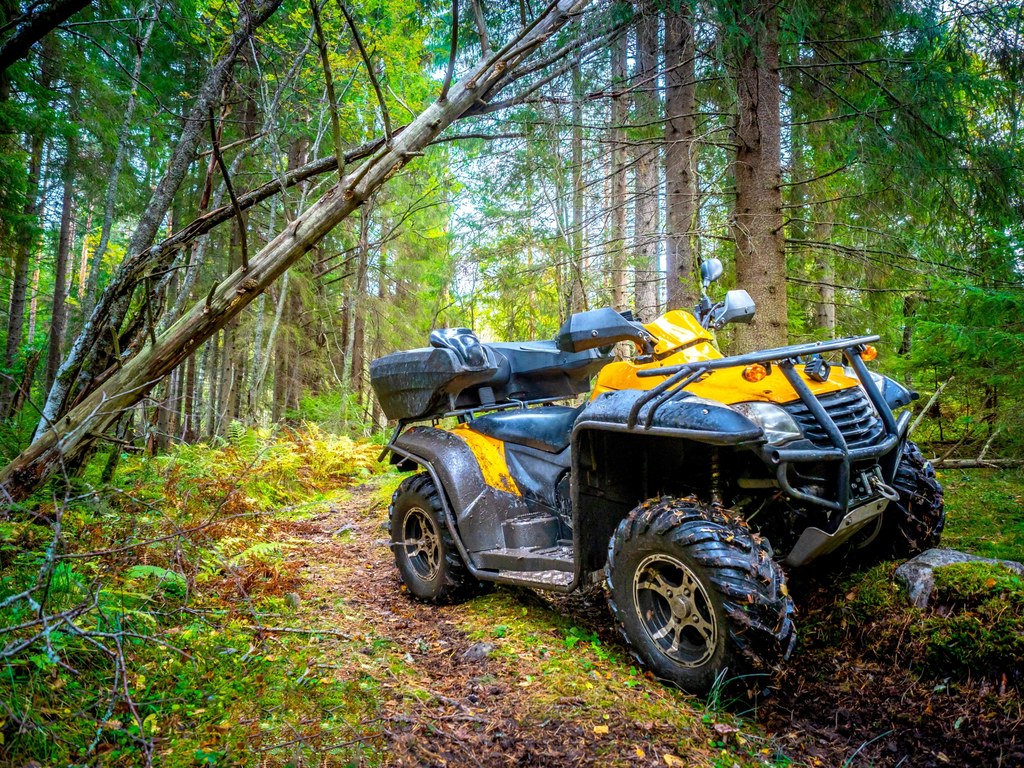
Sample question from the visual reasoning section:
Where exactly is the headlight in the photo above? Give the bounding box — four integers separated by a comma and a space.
731, 401, 802, 445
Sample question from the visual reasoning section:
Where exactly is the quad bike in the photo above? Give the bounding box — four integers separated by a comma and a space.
369, 259, 945, 693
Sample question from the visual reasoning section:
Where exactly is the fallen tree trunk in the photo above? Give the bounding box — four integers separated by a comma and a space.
0, 0, 589, 504
930, 458, 1024, 469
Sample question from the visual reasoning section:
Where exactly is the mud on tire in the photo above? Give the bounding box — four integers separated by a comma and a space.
855, 440, 945, 561
606, 496, 796, 695
389, 472, 489, 603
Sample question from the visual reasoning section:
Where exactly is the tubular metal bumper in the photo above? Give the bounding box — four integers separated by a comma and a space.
636, 335, 907, 520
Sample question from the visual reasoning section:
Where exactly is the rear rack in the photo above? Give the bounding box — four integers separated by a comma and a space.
633, 335, 905, 516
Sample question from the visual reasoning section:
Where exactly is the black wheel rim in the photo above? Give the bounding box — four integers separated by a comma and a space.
633, 554, 718, 667
401, 506, 441, 580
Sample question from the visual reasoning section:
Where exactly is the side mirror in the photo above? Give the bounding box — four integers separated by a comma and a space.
700, 258, 724, 287
556, 308, 651, 354
711, 289, 756, 329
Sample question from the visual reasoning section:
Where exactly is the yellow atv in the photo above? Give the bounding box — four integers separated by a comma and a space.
370, 259, 944, 693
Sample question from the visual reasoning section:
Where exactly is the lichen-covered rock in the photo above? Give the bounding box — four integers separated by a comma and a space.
894, 548, 1024, 608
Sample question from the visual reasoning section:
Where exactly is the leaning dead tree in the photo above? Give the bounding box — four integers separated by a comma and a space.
0, 0, 591, 503
33, 0, 285, 442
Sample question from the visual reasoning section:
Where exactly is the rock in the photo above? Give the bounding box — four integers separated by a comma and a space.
894, 548, 1024, 608
460, 642, 494, 663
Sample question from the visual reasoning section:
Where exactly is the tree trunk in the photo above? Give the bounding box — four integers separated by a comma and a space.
730, 0, 786, 352
568, 48, 586, 314
1, 123, 45, 417
46, 129, 76, 391
0, 0, 590, 502
663, 4, 698, 311
167, 365, 181, 446
76, 205, 92, 299
609, 30, 628, 311
812, 210, 836, 336
83, 3, 158, 314
206, 331, 220, 441
0, 0, 89, 73
345, 201, 372, 411
182, 352, 197, 442
631, 5, 659, 322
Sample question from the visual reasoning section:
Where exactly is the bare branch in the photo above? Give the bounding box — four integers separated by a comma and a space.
310, 0, 346, 182
335, 0, 393, 141
471, 0, 490, 56
208, 108, 249, 272
440, 0, 459, 100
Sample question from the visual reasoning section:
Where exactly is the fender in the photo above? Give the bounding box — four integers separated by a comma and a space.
389, 426, 529, 553
577, 389, 764, 444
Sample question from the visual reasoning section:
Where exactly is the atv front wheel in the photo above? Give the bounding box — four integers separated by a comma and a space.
854, 440, 945, 561
606, 497, 795, 694
389, 473, 487, 603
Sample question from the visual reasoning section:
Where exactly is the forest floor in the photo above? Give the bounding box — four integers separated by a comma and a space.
2, 434, 1022, 767
243, 471, 1024, 767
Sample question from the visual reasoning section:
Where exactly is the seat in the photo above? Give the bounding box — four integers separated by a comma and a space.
468, 405, 582, 454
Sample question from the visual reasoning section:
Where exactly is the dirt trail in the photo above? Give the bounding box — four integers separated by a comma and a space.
274, 480, 1022, 767
276, 481, 709, 767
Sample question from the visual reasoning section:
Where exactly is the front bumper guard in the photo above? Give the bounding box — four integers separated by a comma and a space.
637, 335, 909, 522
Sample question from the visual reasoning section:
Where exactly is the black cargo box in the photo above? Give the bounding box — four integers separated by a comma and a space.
370, 337, 609, 423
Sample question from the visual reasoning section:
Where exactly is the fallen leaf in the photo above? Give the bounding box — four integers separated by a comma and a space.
593, 725, 609, 735
664, 755, 685, 766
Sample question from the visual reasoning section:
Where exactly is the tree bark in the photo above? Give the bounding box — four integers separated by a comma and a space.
0, 0, 90, 74
812, 209, 836, 335
343, 200, 372, 410
568, 47, 586, 314
631, 3, 659, 322
2, 0, 589, 502
181, 352, 197, 442
663, 3, 698, 311
730, 0, 786, 352
46, 128, 76, 391
83, 3, 158, 315
1, 113, 45, 417
609, 29, 628, 311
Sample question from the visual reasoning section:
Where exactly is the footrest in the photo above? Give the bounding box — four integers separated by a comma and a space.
474, 545, 573, 572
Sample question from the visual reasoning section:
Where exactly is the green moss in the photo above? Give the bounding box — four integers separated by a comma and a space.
914, 561, 1024, 674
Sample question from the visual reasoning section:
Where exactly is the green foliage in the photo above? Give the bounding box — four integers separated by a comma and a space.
939, 468, 1024, 561
0, 429, 385, 766
124, 565, 188, 597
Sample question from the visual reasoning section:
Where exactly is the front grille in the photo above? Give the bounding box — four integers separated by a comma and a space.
784, 387, 885, 449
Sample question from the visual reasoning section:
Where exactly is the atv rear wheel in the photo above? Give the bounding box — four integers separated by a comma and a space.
606, 497, 795, 695
853, 440, 945, 561
389, 473, 487, 603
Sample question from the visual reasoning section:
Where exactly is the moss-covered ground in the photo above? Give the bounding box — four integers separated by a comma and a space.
2, 443, 1022, 766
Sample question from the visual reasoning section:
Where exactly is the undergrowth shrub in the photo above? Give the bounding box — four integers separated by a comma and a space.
0, 426, 383, 765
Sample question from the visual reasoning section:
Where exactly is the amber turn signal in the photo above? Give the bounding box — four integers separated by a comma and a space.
742, 364, 768, 382
861, 344, 878, 362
